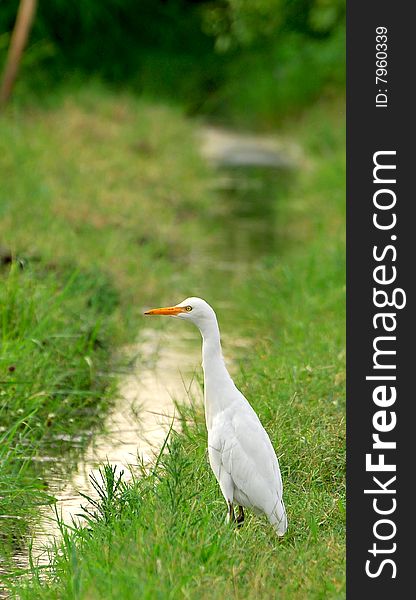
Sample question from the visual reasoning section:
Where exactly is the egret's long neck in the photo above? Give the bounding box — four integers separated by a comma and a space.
201, 320, 224, 373
199, 317, 236, 425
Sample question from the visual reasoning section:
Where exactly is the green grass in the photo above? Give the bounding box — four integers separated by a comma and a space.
0, 265, 116, 559
0, 85, 345, 597
0, 85, 214, 308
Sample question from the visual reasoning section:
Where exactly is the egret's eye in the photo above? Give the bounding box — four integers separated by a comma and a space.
185, 305, 192, 312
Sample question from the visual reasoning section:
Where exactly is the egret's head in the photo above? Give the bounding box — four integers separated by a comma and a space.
144, 297, 217, 331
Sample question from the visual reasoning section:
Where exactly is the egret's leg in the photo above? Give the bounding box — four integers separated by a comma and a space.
226, 501, 235, 523
236, 505, 245, 526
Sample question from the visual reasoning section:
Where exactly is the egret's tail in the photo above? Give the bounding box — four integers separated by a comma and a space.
269, 499, 288, 536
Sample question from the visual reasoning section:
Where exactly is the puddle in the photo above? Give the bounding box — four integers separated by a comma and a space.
199, 126, 295, 265
200, 126, 296, 170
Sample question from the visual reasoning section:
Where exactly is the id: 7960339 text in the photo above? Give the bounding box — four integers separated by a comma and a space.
376, 26, 388, 108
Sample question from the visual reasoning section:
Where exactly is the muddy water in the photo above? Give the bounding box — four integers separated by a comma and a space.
11, 126, 296, 570
24, 327, 203, 567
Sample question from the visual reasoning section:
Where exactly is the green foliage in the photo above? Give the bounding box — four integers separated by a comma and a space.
202, 0, 345, 50
215, 24, 344, 126
0, 266, 111, 431
79, 464, 127, 526
0, 1, 345, 124
0, 1, 219, 111
201, 0, 284, 50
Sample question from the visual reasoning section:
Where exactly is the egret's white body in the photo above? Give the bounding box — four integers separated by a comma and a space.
145, 297, 287, 535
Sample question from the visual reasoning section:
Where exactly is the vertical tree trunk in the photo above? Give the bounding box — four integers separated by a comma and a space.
0, 0, 38, 108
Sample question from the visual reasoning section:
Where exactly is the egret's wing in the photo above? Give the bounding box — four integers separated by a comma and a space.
224, 404, 284, 514
207, 421, 235, 501
208, 395, 286, 533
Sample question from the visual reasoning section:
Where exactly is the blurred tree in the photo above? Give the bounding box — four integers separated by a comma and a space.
201, 0, 284, 51
0, 0, 345, 123
0, 0, 37, 107
201, 0, 345, 50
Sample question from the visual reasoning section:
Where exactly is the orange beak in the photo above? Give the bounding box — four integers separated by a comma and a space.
144, 305, 186, 316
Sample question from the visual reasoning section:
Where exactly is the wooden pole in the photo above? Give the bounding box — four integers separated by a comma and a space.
0, 0, 38, 108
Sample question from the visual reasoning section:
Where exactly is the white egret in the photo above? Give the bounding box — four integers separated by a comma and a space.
144, 297, 287, 535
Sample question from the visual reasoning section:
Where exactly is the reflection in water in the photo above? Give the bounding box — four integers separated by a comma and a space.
209, 167, 290, 261
200, 126, 294, 265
